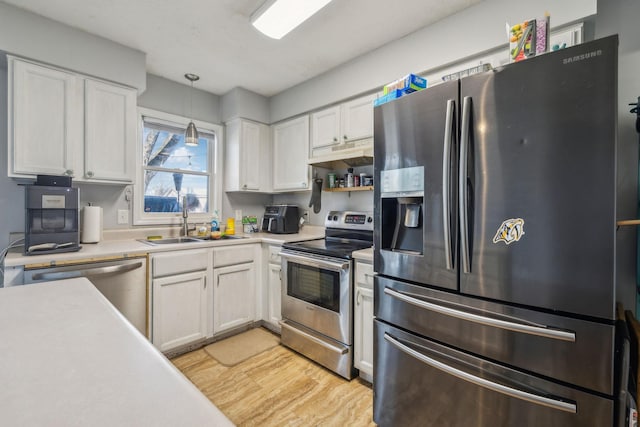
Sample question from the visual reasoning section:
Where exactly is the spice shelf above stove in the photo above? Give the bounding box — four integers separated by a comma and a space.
324, 186, 373, 192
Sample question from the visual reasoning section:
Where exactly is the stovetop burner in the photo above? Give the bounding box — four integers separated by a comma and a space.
282, 210, 373, 259
283, 238, 372, 259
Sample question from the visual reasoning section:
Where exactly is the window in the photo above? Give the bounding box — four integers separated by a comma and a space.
134, 108, 222, 225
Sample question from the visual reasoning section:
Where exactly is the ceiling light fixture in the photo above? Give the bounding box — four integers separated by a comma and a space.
251, 0, 333, 40
184, 73, 200, 147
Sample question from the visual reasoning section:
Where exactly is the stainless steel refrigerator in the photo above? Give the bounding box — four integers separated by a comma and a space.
373, 35, 638, 426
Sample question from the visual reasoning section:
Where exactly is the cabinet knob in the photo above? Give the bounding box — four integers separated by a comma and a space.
301, 182, 306, 188
333, 137, 338, 142
65, 169, 74, 176
242, 184, 248, 189
343, 135, 348, 140
86, 171, 94, 178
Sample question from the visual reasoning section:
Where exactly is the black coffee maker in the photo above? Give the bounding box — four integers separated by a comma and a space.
24, 176, 81, 255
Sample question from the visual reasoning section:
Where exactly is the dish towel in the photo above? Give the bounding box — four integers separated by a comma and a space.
309, 177, 323, 213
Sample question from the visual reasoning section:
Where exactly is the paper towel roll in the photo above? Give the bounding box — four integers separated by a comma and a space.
82, 206, 103, 243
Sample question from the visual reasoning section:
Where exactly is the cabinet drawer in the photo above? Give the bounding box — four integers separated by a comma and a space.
376, 276, 615, 395
213, 244, 256, 268
355, 261, 374, 288
268, 245, 282, 264
152, 249, 209, 277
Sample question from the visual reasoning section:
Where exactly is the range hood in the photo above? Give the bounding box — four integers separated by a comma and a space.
307, 141, 373, 169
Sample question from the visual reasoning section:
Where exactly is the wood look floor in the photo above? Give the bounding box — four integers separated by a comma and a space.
171, 334, 375, 426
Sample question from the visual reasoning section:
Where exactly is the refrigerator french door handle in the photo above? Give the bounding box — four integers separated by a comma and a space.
459, 96, 471, 273
442, 99, 455, 270
384, 333, 577, 414
383, 287, 576, 342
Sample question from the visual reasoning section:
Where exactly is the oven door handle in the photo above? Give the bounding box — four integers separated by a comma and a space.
279, 252, 349, 272
279, 321, 348, 355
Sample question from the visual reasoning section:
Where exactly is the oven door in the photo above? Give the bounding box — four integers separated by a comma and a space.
280, 250, 352, 344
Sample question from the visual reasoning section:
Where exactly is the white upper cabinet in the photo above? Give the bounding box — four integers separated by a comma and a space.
84, 79, 136, 182
309, 93, 376, 160
225, 118, 271, 192
8, 56, 137, 184
310, 105, 340, 150
272, 115, 310, 192
9, 58, 82, 177
341, 94, 376, 143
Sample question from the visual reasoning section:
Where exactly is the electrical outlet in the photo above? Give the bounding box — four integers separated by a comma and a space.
117, 209, 129, 224
235, 209, 243, 221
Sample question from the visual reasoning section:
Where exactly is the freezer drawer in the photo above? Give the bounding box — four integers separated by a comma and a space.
375, 275, 615, 395
374, 320, 614, 427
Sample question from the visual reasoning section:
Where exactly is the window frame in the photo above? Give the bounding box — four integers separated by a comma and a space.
133, 107, 223, 226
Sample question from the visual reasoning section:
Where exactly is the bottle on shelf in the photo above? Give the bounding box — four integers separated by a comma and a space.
346, 168, 354, 187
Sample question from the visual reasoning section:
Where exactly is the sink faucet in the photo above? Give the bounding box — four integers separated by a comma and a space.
182, 196, 195, 236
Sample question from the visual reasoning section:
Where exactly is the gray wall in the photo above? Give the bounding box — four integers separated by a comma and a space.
0, 1, 145, 91
221, 87, 270, 124
594, 0, 640, 312
269, 0, 598, 122
3, 0, 640, 251
138, 74, 222, 124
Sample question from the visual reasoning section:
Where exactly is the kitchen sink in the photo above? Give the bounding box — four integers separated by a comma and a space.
202, 235, 249, 240
138, 237, 205, 246
138, 235, 249, 246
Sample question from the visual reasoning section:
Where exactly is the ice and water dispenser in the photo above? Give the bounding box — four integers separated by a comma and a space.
380, 166, 424, 255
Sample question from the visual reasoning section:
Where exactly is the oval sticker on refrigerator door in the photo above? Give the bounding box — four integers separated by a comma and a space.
493, 218, 525, 245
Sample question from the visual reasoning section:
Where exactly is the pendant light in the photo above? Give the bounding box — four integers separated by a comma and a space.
184, 73, 200, 147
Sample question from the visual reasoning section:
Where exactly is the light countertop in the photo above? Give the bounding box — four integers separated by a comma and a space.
0, 278, 234, 426
352, 247, 373, 262
4, 226, 325, 268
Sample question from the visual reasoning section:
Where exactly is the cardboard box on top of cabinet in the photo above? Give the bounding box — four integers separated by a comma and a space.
383, 74, 427, 95
508, 14, 549, 63
375, 74, 428, 107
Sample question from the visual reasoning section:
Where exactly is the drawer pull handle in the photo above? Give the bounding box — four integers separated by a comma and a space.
384, 333, 577, 414
384, 287, 575, 342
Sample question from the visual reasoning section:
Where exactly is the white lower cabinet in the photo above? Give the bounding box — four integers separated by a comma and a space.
264, 244, 282, 331
354, 259, 374, 382
267, 263, 282, 328
151, 249, 211, 352
212, 245, 258, 335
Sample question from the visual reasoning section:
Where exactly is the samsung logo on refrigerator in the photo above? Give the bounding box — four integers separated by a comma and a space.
562, 50, 602, 64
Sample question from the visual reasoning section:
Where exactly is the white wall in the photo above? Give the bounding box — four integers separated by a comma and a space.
0, 1, 145, 92
269, 0, 598, 122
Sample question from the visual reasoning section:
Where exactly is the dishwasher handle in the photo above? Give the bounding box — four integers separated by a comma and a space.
31, 261, 144, 282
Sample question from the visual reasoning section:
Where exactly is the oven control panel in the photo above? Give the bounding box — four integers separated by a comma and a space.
325, 211, 374, 231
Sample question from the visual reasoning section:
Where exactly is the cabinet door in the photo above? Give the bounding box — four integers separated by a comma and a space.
272, 116, 310, 191
213, 262, 256, 334
267, 262, 282, 328
10, 58, 81, 177
152, 271, 208, 352
84, 79, 136, 182
225, 119, 271, 192
354, 285, 374, 379
311, 106, 340, 150
241, 120, 264, 191
341, 94, 375, 142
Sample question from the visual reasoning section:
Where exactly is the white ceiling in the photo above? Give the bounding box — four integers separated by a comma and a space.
2, 0, 480, 96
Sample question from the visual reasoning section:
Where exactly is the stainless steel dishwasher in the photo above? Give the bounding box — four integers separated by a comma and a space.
22, 256, 148, 337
